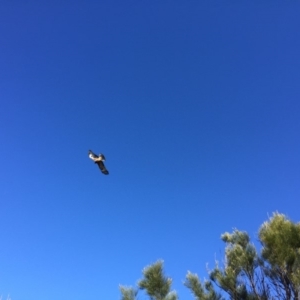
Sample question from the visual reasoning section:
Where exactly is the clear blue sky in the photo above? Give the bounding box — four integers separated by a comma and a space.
1, 1, 300, 299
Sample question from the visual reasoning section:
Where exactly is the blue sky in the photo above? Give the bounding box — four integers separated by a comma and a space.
1, 1, 300, 299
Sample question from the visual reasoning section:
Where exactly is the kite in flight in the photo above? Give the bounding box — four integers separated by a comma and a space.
88, 150, 109, 175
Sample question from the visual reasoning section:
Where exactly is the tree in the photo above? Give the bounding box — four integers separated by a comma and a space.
119, 260, 177, 300
120, 213, 300, 300
119, 286, 138, 300
185, 271, 223, 300
259, 213, 300, 299
185, 229, 268, 300
139, 260, 178, 300
185, 213, 300, 300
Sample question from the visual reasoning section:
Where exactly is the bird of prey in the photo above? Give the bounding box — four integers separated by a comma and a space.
88, 150, 109, 175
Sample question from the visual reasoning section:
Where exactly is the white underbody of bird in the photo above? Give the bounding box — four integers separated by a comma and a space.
88, 150, 109, 175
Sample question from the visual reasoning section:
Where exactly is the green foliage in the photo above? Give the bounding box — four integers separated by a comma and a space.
138, 260, 178, 300
259, 213, 300, 270
259, 213, 300, 299
119, 286, 137, 300
120, 212, 300, 300
184, 271, 223, 300
187, 213, 300, 300
207, 230, 263, 300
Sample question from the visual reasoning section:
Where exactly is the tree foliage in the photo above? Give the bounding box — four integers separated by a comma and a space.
120, 213, 300, 300
259, 213, 300, 299
119, 286, 138, 300
185, 271, 223, 300
119, 260, 177, 300
138, 260, 178, 300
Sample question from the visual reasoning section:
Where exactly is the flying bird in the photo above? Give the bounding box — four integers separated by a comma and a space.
88, 150, 109, 175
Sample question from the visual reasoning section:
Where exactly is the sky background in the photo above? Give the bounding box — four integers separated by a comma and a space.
1, 1, 300, 299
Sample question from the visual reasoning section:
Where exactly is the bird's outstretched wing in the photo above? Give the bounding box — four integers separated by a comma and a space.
96, 161, 109, 175
88, 150, 98, 160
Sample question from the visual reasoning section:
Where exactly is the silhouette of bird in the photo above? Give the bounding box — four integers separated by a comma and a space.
88, 150, 109, 175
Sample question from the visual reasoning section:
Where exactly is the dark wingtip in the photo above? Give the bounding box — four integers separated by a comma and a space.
101, 168, 109, 175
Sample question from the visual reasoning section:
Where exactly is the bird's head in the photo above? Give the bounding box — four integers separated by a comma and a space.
99, 154, 106, 161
